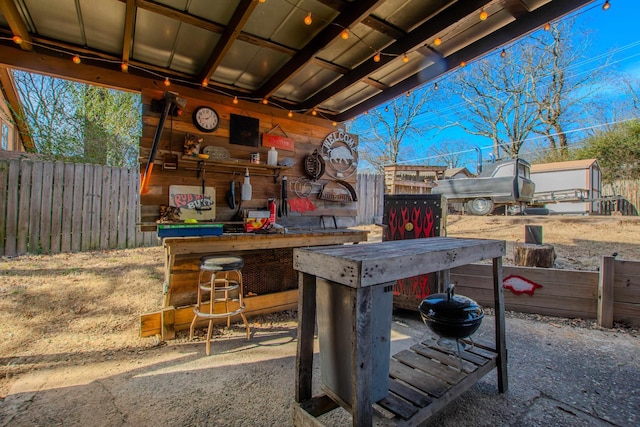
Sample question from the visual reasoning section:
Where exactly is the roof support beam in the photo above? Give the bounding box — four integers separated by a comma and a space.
121, 0, 137, 67
0, 0, 33, 51
298, 0, 493, 111
0, 67, 35, 151
254, 0, 386, 100
198, 0, 257, 84
335, 0, 596, 121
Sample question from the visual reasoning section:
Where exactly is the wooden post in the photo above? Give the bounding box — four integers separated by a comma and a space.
493, 257, 508, 393
296, 272, 317, 403
161, 306, 175, 340
598, 256, 615, 328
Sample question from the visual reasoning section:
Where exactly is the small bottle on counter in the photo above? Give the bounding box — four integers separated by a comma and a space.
267, 146, 278, 166
241, 168, 252, 201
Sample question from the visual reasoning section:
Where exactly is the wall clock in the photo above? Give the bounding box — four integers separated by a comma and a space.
192, 106, 219, 133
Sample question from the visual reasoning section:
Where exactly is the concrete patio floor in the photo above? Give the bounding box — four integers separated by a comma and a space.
1, 311, 638, 427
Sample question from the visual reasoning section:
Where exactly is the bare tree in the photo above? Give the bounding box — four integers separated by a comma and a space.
529, 21, 600, 159
349, 89, 435, 173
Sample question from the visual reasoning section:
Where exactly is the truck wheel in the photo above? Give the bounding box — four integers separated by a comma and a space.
466, 198, 494, 216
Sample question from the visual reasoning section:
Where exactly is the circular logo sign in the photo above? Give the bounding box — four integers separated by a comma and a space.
320, 130, 358, 179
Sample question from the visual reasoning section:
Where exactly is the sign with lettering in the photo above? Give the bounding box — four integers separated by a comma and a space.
262, 133, 295, 151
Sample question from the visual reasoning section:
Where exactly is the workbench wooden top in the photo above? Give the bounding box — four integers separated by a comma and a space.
293, 237, 505, 288
163, 228, 369, 256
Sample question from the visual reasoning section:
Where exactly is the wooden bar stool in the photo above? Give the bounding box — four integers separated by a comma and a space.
189, 255, 250, 355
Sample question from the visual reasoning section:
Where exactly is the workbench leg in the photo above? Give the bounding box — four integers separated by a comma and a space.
492, 256, 508, 392
351, 286, 373, 426
296, 272, 317, 403
162, 252, 175, 307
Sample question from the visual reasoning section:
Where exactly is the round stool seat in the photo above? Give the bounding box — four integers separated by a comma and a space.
200, 255, 244, 271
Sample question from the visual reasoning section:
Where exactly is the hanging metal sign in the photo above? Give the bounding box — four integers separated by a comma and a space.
320, 130, 358, 179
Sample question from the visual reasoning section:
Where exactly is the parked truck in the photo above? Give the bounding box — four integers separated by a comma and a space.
431, 158, 535, 215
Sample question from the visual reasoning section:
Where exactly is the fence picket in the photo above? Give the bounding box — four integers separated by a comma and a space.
100, 166, 112, 249
81, 164, 93, 251
39, 161, 54, 254
0, 160, 8, 256
17, 160, 32, 255
50, 162, 65, 254
90, 165, 102, 250
4, 159, 19, 256
109, 168, 121, 249
28, 161, 44, 254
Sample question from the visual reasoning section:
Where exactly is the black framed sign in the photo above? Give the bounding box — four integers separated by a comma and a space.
230, 114, 259, 147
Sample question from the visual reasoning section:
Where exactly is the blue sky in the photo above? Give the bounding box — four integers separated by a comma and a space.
354, 0, 640, 172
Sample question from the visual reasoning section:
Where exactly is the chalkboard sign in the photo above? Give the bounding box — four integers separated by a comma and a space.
230, 114, 259, 147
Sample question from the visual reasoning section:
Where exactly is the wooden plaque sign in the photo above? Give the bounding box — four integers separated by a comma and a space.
262, 133, 295, 152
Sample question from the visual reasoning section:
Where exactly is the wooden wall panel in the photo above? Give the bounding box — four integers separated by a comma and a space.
139, 88, 358, 227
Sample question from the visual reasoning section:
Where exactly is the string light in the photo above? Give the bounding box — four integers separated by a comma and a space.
479, 10, 488, 21
262, 98, 268, 105
164, 77, 170, 86
402, 53, 409, 63
201, 79, 208, 87
304, 12, 312, 25
288, 111, 293, 117
341, 29, 349, 40
460, 61, 467, 67
406, 91, 410, 97
311, 109, 317, 116
12, 35, 22, 44
233, 96, 239, 104
120, 62, 128, 72
434, 37, 442, 46
500, 49, 506, 58
72, 55, 81, 64
373, 51, 381, 62
258, 0, 265, 3
544, 23, 551, 31
602, 1, 610, 10
384, 106, 389, 112
434, 82, 439, 90
332, 121, 337, 127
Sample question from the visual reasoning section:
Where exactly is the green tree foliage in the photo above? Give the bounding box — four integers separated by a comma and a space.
10, 71, 141, 168
573, 119, 640, 183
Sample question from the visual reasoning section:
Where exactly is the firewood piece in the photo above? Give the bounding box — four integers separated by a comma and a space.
514, 243, 556, 268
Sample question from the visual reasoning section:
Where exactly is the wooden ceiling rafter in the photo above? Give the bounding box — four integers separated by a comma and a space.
253, 0, 386, 100
198, 0, 258, 84
0, 0, 32, 51
335, 0, 596, 121
121, 0, 137, 67
297, 0, 494, 111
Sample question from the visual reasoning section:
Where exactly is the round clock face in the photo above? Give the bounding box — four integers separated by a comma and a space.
193, 106, 219, 132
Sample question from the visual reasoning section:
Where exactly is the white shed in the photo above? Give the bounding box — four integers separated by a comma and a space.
530, 159, 601, 214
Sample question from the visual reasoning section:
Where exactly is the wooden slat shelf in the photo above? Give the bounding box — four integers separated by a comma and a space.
375, 338, 498, 426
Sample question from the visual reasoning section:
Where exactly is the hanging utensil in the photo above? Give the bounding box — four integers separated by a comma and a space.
304, 149, 325, 181
226, 179, 236, 210
281, 176, 288, 216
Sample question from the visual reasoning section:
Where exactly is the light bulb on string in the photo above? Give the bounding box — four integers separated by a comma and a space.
373, 52, 381, 62
164, 77, 170, 86
434, 37, 442, 46
500, 49, 506, 58
201, 79, 208, 87
288, 111, 293, 118
120, 62, 129, 72
304, 13, 312, 25
402, 54, 409, 63
311, 109, 317, 116
341, 29, 349, 40
233, 96, 239, 104
332, 121, 337, 127
72, 55, 81, 64
544, 23, 551, 31
460, 61, 467, 67
479, 10, 488, 21
12, 35, 23, 44
602, 1, 610, 10
406, 91, 410, 97
434, 82, 439, 90
262, 98, 268, 105
384, 106, 389, 112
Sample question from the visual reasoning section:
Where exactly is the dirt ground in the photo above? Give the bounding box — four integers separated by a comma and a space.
1, 215, 639, 407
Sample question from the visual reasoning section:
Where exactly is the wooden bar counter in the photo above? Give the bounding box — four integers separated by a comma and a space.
292, 237, 507, 426
140, 228, 368, 339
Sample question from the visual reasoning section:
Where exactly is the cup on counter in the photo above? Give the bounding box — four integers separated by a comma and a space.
250, 153, 260, 164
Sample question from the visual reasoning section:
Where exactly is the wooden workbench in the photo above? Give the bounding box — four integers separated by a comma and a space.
140, 228, 368, 339
292, 237, 507, 426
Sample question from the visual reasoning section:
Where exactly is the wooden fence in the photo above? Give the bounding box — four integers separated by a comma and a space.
0, 158, 157, 257
449, 257, 640, 328
602, 179, 639, 215
356, 173, 384, 224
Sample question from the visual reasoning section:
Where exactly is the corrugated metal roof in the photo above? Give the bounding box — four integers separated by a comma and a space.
0, 0, 596, 121
531, 159, 599, 172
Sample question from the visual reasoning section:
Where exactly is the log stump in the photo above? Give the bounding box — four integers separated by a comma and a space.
514, 243, 556, 268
